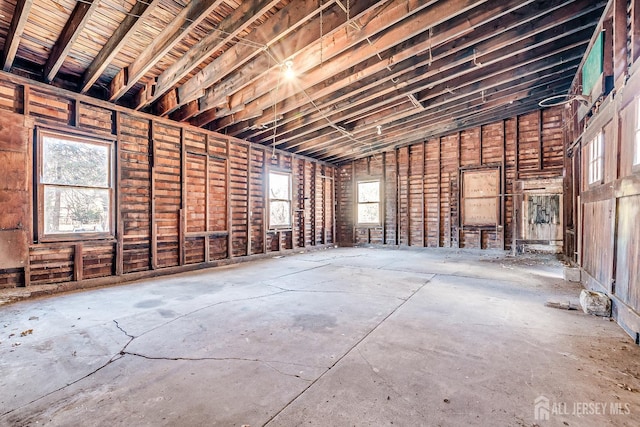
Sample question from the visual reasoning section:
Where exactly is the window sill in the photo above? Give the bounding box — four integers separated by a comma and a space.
38, 233, 115, 244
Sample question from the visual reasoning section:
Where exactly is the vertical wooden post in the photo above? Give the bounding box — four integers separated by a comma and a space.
407, 147, 411, 247
74, 243, 83, 282
538, 109, 544, 171
479, 126, 483, 166
115, 111, 123, 275
311, 161, 317, 245
150, 120, 157, 270
395, 149, 400, 246
322, 167, 326, 244
437, 138, 441, 247
247, 145, 252, 256
515, 115, 520, 180
262, 149, 267, 254
382, 152, 387, 245
302, 158, 306, 247
613, 0, 628, 86
421, 141, 426, 247
501, 119, 507, 250
179, 128, 186, 266
22, 84, 30, 116
352, 160, 356, 245
331, 169, 336, 245
456, 132, 461, 249
632, 0, 640, 63
226, 138, 233, 259
204, 135, 210, 263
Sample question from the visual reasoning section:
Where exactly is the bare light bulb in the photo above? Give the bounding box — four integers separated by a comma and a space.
284, 60, 295, 79
376, 125, 382, 135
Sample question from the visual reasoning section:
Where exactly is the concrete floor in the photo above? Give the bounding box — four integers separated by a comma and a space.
1, 247, 640, 426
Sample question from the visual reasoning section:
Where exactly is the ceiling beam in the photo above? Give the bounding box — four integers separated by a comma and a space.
2, 0, 33, 72
137, 0, 282, 111
164, 0, 350, 116
241, 0, 604, 141
80, 0, 161, 93
43, 0, 100, 82
270, 16, 598, 149
212, 0, 486, 128
109, 0, 226, 102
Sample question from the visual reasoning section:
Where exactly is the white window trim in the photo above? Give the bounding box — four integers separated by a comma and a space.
267, 170, 292, 229
37, 128, 115, 242
356, 179, 382, 226
587, 131, 603, 185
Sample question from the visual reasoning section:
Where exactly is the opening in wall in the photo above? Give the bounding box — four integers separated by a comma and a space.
635, 98, 640, 167
36, 129, 114, 242
357, 180, 381, 226
268, 170, 292, 229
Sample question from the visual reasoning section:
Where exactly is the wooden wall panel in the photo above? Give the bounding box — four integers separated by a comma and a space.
0, 74, 336, 290
582, 200, 615, 291
229, 143, 248, 257
337, 107, 565, 251
120, 114, 151, 273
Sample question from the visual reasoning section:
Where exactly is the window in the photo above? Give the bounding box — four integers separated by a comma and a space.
38, 130, 113, 240
268, 171, 291, 228
588, 132, 603, 185
635, 98, 640, 167
357, 180, 381, 225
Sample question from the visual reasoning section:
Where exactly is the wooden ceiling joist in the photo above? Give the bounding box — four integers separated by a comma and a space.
43, 0, 100, 82
109, 0, 226, 102
136, 0, 282, 112
2, 0, 33, 72
261, 10, 601, 150
238, 0, 603, 143
210, 0, 487, 129
165, 0, 376, 117
80, 0, 162, 93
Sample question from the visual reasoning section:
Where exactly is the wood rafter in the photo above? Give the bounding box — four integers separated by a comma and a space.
80, 0, 162, 93
2, 0, 33, 72
109, 0, 226, 102
238, 0, 604, 143
44, 0, 100, 82
137, 0, 282, 111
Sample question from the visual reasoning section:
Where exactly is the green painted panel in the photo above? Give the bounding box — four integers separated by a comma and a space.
582, 31, 604, 96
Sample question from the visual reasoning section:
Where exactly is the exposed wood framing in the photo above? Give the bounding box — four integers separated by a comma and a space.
2, 0, 33, 72
44, 0, 100, 82
80, 0, 161, 93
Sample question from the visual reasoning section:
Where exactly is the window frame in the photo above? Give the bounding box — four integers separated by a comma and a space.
634, 97, 640, 170
36, 128, 115, 242
356, 179, 382, 226
587, 131, 604, 186
267, 169, 293, 230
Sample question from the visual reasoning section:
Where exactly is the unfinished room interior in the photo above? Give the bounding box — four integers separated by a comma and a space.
2, 0, 640, 425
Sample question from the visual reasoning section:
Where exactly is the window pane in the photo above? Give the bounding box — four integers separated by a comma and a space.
43, 136, 109, 187
358, 203, 380, 224
269, 173, 290, 200
270, 200, 291, 227
358, 181, 380, 203
44, 186, 110, 234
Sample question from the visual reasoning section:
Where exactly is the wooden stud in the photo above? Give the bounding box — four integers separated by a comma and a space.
437, 138, 442, 247
150, 120, 157, 270
179, 128, 186, 266
352, 160, 356, 244
501, 119, 507, 250
332, 168, 337, 245
515, 114, 520, 180
479, 125, 483, 166
407, 147, 411, 247
456, 131, 461, 249
421, 141, 426, 247
115, 111, 124, 275
226, 137, 233, 259
382, 152, 387, 245
262, 149, 267, 254
538, 109, 544, 171
312, 162, 317, 245
247, 145, 252, 256
74, 243, 83, 282
395, 148, 400, 246
22, 84, 30, 116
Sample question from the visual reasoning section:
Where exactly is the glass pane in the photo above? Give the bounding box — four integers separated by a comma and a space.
269, 173, 290, 200
270, 201, 291, 227
44, 186, 110, 234
43, 136, 109, 187
358, 181, 380, 203
358, 203, 380, 224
